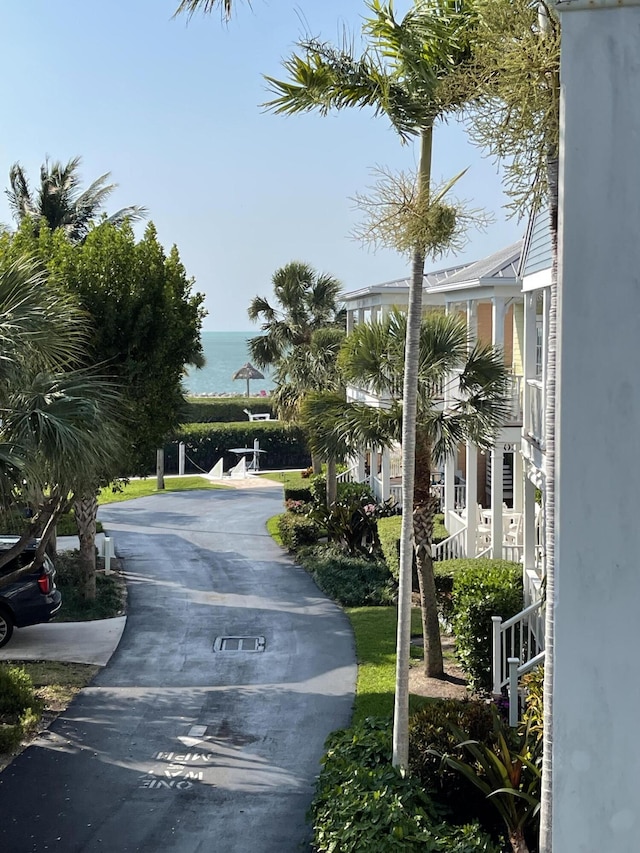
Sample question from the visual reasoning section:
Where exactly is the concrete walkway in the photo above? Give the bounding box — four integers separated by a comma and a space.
0, 487, 356, 853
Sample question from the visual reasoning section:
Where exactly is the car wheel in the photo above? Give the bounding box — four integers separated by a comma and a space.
0, 608, 14, 647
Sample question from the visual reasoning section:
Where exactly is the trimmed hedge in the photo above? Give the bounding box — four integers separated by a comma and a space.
310, 717, 500, 853
164, 421, 310, 473
277, 513, 321, 550
0, 664, 42, 753
296, 545, 395, 607
450, 560, 523, 693
181, 396, 275, 424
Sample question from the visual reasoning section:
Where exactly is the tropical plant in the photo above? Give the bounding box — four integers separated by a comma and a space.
303, 308, 509, 676
174, 0, 232, 19
247, 261, 344, 372
264, 0, 480, 770
433, 709, 542, 853
465, 6, 560, 841
6, 156, 146, 244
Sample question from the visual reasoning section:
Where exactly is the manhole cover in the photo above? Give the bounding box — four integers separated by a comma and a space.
213, 636, 266, 652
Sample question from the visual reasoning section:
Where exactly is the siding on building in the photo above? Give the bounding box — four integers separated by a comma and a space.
512, 302, 525, 376
522, 208, 552, 276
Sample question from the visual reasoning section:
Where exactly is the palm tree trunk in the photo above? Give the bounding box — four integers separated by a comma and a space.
509, 827, 530, 853
311, 454, 322, 476
413, 430, 444, 677
326, 455, 337, 505
392, 123, 433, 770
539, 150, 559, 853
74, 493, 98, 600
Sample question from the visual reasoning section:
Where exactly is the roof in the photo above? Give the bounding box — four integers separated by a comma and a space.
342, 261, 473, 301
427, 241, 523, 291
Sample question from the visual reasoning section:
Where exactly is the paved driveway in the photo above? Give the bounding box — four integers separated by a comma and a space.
0, 487, 356, 852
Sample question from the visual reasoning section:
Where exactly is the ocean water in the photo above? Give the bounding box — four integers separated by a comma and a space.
183, 331, 275, 397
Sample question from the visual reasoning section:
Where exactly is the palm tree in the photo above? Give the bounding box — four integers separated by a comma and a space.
6, 156, 146, 244
247, 261, 344, 372
0, 259, 125, 597
264, 0, 476, 768
173, 0, 233, 19
304, 308, 509, 680
275, 327, 346, 503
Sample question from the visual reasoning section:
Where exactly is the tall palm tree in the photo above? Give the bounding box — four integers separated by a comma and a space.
304, 309, 509, 676
6, 156, 146, 244
264, 0, 476, 768
247, 261, 344, 372
174, 0, 233, 19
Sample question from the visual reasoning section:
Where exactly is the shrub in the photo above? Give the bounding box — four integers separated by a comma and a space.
521, 665, 544, 750
451, 560, 523, 693
297, 545, 395, 606
163, 421, 310, 474
181, 396, 276, 424
409, 699, 499, 832
0, 664, 42, 753
277, 513, 320, 550
377, 514, 446, 592
310, 496, 386, 557
283, 485, 313, 503
310, 718, 499, 853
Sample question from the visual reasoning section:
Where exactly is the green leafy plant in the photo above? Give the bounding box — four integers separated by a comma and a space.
451, 561, 523, 692
310, 495, 395, 557
433, 708, 541, 853
0, 664, 43, 752
310, 717, 499, 853
276, 512, 320, 550
297, 545, 395, 607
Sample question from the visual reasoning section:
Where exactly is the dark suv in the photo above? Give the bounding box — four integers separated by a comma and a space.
0, 539, 62, 647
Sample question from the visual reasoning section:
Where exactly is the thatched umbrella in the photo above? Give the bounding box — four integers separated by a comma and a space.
232, 361, 264, 397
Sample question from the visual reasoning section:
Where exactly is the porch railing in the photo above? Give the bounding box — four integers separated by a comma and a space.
431, 483, 466, 511
527, 379, 544, 445
336, 465, 359, 484
492, 600, 545, 724
433, 527, 466, 561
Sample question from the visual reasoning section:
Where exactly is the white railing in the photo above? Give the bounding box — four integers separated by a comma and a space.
505, 374, 524, 424
433, 527, 466, 561
527, 379, 544, 444
506, 652, 546, 727
492, 599, 545, 703
336, 465, 359, 484
390, 455, 402, 478
502, 544, 524, 562
389, 483, 402, 508
430, 483, 466, 511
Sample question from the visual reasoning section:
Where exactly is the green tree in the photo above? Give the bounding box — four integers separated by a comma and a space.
247, 261, 344, 373
303, 309, 509, 676
6, 156, 146, 244
264, 0, 476, 769
0, 258, 124, 596
464, 6, 560, 844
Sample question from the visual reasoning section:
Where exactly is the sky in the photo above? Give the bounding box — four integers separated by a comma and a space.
0, 0, 523, 332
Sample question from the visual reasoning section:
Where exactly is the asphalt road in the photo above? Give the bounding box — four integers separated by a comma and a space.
0, 487, 357, 852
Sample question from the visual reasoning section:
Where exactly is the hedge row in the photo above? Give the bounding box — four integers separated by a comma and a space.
164, 421, 310, 473
181, 396, 275, 424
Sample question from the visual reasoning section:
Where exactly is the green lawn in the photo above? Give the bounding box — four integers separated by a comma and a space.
98, 475, 227, 504
259, 470, 308, 490
346, 606, 430, 722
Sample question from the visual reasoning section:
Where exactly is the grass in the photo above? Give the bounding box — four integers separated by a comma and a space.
54, 568, 126, 622
259, 470, 308, 490
266, 514, 284, 546
346, 606, 430, 722
98, 475, 227, 504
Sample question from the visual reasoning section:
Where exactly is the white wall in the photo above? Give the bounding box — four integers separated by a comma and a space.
554, 6, 640, 850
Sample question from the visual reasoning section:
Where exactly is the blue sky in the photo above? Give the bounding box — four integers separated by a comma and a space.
0, 0, 522, 331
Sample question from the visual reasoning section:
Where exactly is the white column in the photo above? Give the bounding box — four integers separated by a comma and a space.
522, 476, 536, 603
551, 7, 640, 850
523, 292, 537, 436
346, 308, 354, 334
444, 455, 455, 520
490, 445, 503, 559
466, 299, 478, 343
465, 442, 477, 557
356, 452, 366, 483
512, 446, 523, 514
381, 447, 391, 501
492, 295, 506, 352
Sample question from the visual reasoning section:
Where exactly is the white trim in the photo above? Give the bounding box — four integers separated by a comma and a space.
522, 268, 552, 292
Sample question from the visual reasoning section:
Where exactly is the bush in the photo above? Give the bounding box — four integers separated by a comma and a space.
277, 513, 321, 550
309, 718, 499, 853
181, 397, 275, 424
297, 545, 395, 606
283, 485, 313, 503
162, 421, 310, 474
310, 494, 392, 557
451, 560, 523, 693
0, 664, 42, 753
377, 514, 446, 590
409, 699, 499, 833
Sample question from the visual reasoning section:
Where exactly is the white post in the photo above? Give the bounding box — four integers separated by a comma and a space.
381, 447, 391, 501
178, 442, 186, 476
513, 445, 524, 514
465, 442, 477, 556
104, 537, 112, 575
444, 455, 455, 519
356, 452, 366, 483
156, 448, 165, 490
492, 616, 503, 695
490, 445, 504, 559
523, 477, 537, 605
508, 657, 519, 728
551, 6, 640, 849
